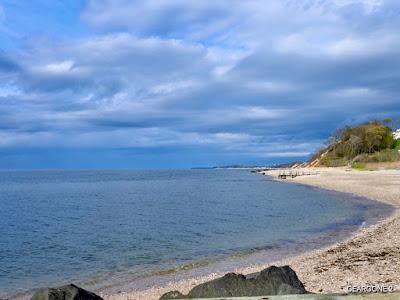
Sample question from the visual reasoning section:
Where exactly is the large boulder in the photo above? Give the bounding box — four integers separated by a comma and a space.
160, 265, 307, 299
31, 284, 104, 300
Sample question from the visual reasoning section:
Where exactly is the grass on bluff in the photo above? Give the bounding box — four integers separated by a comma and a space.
311, 119, 400, 167
352, 162, 367, 170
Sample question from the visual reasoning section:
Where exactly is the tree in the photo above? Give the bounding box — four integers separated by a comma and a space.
311, 119, 396, 165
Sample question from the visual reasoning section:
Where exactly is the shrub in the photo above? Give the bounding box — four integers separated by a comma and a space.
352, 149, 399, 163
352, 162, 366, 169
312, 119, 399, 166
393, 139, 400, 150
373, 149, 399, 162
321, 157, 348, 167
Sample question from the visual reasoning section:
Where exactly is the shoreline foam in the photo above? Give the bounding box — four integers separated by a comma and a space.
104, 168, 400, 300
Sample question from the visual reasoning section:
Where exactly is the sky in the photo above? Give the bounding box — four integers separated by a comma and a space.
0, 0, 399, 168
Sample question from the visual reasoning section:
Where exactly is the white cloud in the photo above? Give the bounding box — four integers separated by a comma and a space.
333, 0, 383, 13
245, 80, 296, 93
1, 0, 399, 166
0, 84, 21, 97
328, 87, 377, 98
326, 34, 400, 57
150, 80, 199, 95
235, 106, 287, 120
260, 151, 312, 158
40, 60, 74, 74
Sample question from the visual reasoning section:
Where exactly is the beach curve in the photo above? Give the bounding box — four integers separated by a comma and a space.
104, 167, 400, 300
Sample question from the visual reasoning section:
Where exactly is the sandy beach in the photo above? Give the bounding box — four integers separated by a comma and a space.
104, 168, 400, 300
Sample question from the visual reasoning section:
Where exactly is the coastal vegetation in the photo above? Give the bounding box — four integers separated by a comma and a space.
310, 119, 400, 167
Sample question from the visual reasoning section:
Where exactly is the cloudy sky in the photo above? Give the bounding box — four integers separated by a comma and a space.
0, 0, 399, 168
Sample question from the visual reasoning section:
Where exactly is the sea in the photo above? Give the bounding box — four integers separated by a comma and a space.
0, 169, 393, 298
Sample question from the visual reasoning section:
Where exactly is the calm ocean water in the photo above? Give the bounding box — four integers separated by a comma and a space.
0, 169, 393, 298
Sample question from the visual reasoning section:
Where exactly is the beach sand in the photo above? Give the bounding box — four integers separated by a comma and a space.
104, 168, 400, 300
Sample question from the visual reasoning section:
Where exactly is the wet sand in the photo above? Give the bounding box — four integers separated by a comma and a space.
104, 168, 400, 300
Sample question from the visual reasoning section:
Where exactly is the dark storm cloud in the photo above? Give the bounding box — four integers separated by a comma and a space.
0, 0, 400, 167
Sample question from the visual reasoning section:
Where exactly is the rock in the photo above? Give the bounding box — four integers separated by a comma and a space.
159, 291, 186, 299
159, 265, 307, 299
253, 265, 307, 295
187, 272, 248, 298
31, 284, 104, 300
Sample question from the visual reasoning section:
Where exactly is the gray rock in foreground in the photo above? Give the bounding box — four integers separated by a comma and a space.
159, 291, 186, 299
159, 265, 307, 299
31, 284, 104, 300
